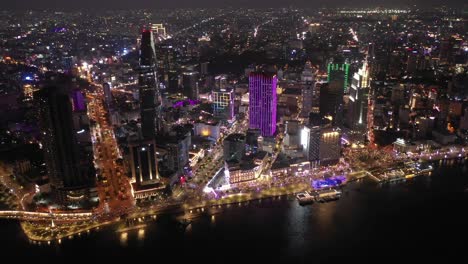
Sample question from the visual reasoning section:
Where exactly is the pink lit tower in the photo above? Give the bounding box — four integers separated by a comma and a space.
249, 72, 277, 137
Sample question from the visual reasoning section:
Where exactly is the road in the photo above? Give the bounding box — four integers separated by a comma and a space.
86, 85, 135, 216
0, 162, 35, 210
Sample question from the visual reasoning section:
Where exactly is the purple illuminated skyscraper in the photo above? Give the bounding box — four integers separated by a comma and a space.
249, 72, 277, 137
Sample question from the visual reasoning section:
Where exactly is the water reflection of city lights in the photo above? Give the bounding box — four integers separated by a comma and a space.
120, 232, 128, 245
138, 229, 145, 240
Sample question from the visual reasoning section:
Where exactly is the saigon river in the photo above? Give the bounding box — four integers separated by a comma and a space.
1, 160, 467, 261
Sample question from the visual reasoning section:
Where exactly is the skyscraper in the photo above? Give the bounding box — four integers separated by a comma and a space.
347, 62, 370, 132
300, 81, 314, 118
327, 63, 350, 93
319, 81, 344, 126
319, 128, 341, 165
35, 86, 89, 204
159, 127, 191, 174
129, 139, 159, 187
301, 125, 320, 167
301, 118, 341, 167
139, 29, 161, 139
249, 72, 277, 137
157, 44, 177, 91
182, 71, 199, 99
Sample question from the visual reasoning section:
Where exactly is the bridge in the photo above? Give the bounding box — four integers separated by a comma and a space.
0, 210, 93, 221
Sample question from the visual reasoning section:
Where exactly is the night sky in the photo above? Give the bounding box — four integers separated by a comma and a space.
1, 0, 464, 10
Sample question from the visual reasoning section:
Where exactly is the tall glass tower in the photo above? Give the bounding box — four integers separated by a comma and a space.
139, 29, 161, 139
35, 86, 89, 204
249, 72, 277, 137
347, 62, 370, 132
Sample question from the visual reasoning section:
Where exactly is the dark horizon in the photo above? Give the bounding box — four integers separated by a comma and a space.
1, 0, 466, 10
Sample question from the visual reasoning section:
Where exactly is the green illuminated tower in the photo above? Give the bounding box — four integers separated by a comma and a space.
327, 63, 350, 93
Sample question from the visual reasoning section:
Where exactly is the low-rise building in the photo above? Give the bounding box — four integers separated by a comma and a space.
226, 151, 268, 185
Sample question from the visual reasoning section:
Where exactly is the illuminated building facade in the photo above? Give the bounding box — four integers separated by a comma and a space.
139, 29, 161, 139
194, 120, 221, 141
23, 84, 36, 100
319, 128, 341, 165
302, 121, 341, 167
347, 62, 370, 132
301, 125, 321, 167
249, 72, 277, 137
327, 63, 350, 93
156, 44, 177, 91
225, 151, 268, 185
151, 23, 167, 39
212, 88, 235, 122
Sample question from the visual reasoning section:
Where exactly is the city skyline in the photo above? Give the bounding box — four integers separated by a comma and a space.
1, 0, 466, 10
0, 5, 466, 260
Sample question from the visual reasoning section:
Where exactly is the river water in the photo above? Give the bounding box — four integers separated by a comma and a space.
1, 160, 467, 261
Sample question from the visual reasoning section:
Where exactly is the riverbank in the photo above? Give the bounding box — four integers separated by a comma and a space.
20, 181, 312, 242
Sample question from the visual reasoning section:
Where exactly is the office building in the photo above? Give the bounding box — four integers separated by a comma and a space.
35, 86, 90, 205
301, 115, 341, 167
159, 127, 191, 175
129, 139, 159, 187
224, 133, 246, 161
151, 24, 167, 39
301, 125, 321, 167
249, 72, 277, 137
319, 82, 344, 124
347, 61, 370, 131
245, 128, 261, 154
139, 29, 161, 139
182, 71, 199, 99
300, 81, 314, 118
225, 151, 268, 185
212, 88, 235, 122
327, 62, 350, 93
319, 128, 341, 165
284, 120, 301, 147
301, 61, 314, 82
